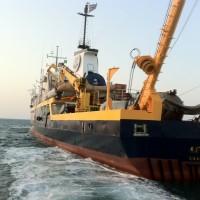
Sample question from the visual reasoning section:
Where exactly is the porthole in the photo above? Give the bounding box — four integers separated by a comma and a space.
88, 123, 93, 131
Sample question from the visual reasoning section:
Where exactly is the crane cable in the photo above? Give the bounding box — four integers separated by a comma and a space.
179, 84, 200, 96
171, 0, 200, 97
128, 48, 141, 93
168, 0, 199, 54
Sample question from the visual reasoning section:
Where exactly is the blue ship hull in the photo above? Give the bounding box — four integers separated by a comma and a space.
30, 118, 200, 182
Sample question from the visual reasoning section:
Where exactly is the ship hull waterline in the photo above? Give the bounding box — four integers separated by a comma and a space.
30, 126, 200, 182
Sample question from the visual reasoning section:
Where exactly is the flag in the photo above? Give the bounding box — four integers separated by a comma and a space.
108, 67, 119, 81
88, 3, 97, 13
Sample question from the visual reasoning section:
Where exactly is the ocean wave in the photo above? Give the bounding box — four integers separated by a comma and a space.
8, 127, 30, 133
3, 146, 184, 200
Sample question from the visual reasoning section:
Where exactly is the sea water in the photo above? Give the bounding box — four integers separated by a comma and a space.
0, 118, 199, 200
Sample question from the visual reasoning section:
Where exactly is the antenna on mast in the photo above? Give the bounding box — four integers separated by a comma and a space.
47, 46, 67, 66
78, 2, 97, 49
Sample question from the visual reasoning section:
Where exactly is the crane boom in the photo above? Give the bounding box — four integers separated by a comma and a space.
136, 0, 185, 111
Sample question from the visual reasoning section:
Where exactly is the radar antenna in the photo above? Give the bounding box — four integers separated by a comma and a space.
78, 2, 97, 49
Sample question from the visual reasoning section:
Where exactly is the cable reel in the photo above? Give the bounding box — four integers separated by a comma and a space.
134, 55, 156, 75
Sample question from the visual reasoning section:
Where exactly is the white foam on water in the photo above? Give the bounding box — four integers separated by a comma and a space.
3, 146, 184, 200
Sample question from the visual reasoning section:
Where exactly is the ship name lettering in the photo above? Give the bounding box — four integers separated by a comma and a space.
189, 156, 200, 161
189, 146, 200, 154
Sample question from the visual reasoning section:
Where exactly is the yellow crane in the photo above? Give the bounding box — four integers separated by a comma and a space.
134, 0, 185, 114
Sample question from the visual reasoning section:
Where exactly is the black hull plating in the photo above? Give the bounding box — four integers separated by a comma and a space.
30, 119, 200, 182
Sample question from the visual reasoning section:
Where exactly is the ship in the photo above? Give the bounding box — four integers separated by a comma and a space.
30, 0, 200, 182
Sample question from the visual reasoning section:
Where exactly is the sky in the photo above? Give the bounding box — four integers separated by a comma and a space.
0, 0, 200, 119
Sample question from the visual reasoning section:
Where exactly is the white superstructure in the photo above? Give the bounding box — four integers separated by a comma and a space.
73, 48, 98, 77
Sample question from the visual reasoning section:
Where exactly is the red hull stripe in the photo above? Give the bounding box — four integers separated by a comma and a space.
31, 127, 200, 182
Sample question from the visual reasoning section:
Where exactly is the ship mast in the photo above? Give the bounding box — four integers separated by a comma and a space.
135, 0, 185, 111
78, 2, 97, 49
47, 46, 67, 66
